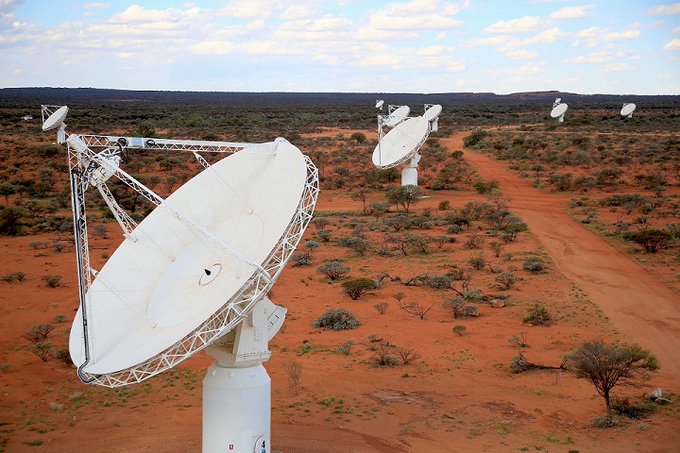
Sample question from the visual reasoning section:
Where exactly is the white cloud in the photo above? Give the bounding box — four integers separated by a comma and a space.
572, 25, 640, 47
460, 35, 508, 47
192, 40, 235, 55
83, 2, 110, 10
521, 27, 565, 44
564, 51, 612, 63
549, 5, 593, 19
503, 49, 539, 60
417, 45, 454, 56
600, 63, 627, 72
282, 4, 317, 20
0, 0, 22, 13
515, 62, 545, 74
648, 3, 680, 15
603, 30, 641, 41
663, 39, 680, 50
485, 16, 542, 34
368, 0, 467, 31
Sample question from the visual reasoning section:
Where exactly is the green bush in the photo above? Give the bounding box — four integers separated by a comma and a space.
495, 272, 518, 290
452, 325, 467, 336
523, 258, 546, 273
312, 308, 361, 331
43, 275, 63, 288
342, 278, 377, 300
523, 303, 552, 326
624, 229, 672, 253
2, 271, 26, 283
317, 260, 350, 280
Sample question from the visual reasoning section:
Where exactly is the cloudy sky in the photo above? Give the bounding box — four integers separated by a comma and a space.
1, 0, 678, 94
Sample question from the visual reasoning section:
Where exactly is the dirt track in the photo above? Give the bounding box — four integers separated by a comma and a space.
444, 132, 680, 381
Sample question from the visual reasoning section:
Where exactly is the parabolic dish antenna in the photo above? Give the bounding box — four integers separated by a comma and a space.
424, 104, 442, 122
69, 142, 314, 376
41, 106, 68, 131
43, 104, 319, 453
620, 103, 636, 118
372, 116, 428, 168
376, 99, 384, 109
383, 105, 410, 128
550, 102, 568, 123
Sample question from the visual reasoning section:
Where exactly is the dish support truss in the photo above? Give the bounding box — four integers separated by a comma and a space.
43, 105, 320, 387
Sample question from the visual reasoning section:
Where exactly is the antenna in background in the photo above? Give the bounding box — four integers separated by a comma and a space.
620, 103, 636, 118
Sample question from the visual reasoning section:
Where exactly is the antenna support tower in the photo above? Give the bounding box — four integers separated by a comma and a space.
41, 105, 319, 453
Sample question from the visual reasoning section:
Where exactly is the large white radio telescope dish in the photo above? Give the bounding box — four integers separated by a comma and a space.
372, 116, 428, 168
44, 104, 320, 452
376, 99, 384, 109
69, 141, 316, 378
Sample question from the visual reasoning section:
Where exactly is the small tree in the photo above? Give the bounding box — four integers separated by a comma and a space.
0, 182, 17, 205
350, 188, 369, 214
342, 278, 377, 300
399, 301, 434, 320
624, 229, 672, 253
283, 360, 303, 394
374, 302, 389, 314
386, 185, 422, 213
350, 132, 367, 144
569, 342, 658, 420
24, 323, 55, 344
396, 346, 420, 365
312, 217, 330, 231
495, 272, 518, 290
317, 261, 350, 280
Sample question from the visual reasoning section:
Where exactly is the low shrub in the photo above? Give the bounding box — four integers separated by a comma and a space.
317, 260, 350, 280
523, 303, 552, 326
523, 258, 546, 273
291, 252, 312, 267
312, 308, 360, 331
374, 302, 389, 314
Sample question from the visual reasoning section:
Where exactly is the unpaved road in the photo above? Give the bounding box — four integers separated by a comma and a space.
444, 132, 680, 381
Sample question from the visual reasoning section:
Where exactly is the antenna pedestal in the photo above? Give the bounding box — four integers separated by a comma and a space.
203, 362, 270, 453
401, 153, 421, 187
201, 298, 284, 452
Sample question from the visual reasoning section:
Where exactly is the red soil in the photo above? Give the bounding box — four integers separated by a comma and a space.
1, 130, 679, 452
446, 132, 680, 380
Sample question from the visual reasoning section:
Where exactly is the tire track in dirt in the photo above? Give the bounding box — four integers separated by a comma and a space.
443, 132, 680, 381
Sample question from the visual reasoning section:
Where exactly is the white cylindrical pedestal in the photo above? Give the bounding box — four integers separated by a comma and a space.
401, 153, 421, 187
401, 166, 418, 186
203, 363, 270, 453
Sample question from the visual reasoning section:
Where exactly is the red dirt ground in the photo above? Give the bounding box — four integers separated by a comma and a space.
1, 131, 679, 452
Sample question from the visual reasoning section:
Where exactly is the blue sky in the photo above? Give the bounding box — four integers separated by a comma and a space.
1, 0, 678, 94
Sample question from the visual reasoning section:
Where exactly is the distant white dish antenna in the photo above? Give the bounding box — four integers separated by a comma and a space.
372, 116, 429, 169
620, 103, 636, 118
42, 105, 319, 453
550, 98, 568, 123
424, 104, 442, 132
372, 102, 443, 187
382, 105, 410, 128
41, 105, 68, 131
375, 99, 384, 110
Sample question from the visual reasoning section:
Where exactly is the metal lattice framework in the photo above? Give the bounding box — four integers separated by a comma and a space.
88, 156, 318, 387
44, 105, 319, 387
